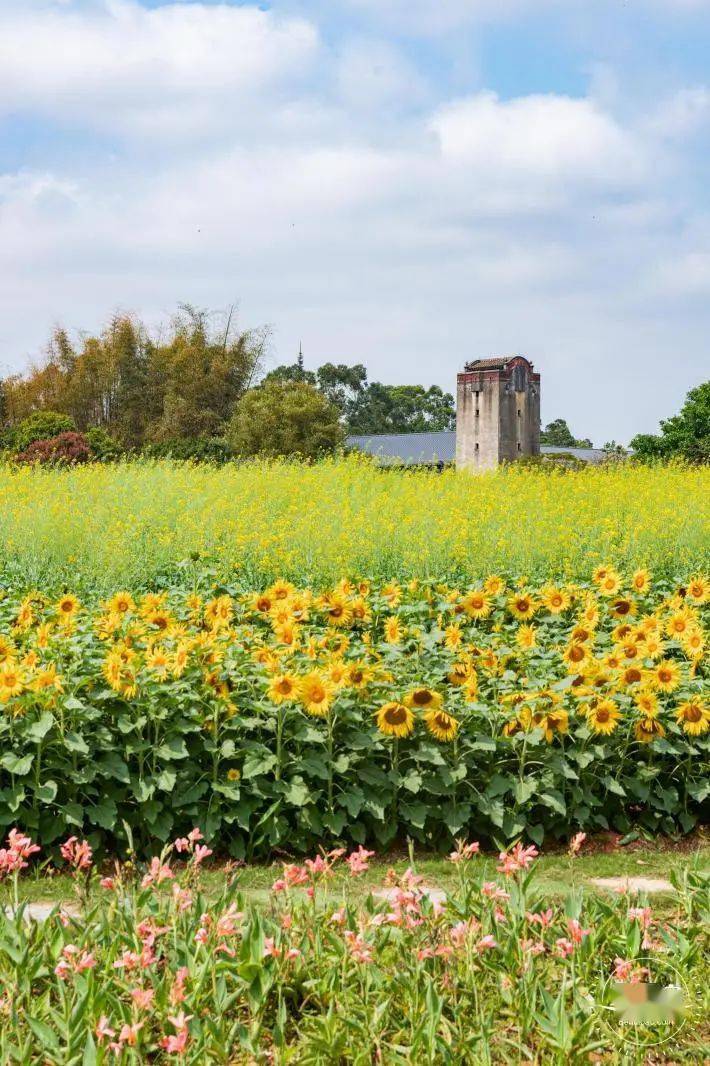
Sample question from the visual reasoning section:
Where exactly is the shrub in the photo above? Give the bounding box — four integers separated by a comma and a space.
16, 431, 91, 466
141, 436, 233, 462
229, 380, 345, 459
0, 572, 706, 856
11, 411, 76, 453
86, 427, 123, 461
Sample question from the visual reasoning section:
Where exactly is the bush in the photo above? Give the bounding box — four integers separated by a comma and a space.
229, 380, 345, 459
0, 572, 706, 856
11, 411, 76, 453
86, 427, 123, 461
16, 431, 90, 466
141, 436, 234, 463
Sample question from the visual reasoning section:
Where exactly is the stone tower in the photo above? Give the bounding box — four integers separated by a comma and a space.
456, 355, 540, 471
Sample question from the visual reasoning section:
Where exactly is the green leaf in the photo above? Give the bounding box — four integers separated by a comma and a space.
82, 1032, 97, 1066
90, 799, 117, 830
25, 712, 54, 742
401, 770, 423, 794
284, 777, 310, 806
602, 775, 626, 797
242, 753, 277, 779
156, 769, 177, 792
486, 773, 513, 798
540, 790, 566, 816
65, 732, 90, 755
0, 753, 34, 776
514, 778, 537, 804
35, 780, 58, 804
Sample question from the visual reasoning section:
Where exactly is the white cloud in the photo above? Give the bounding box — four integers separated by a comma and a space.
0, 1, 318, 138
646, 88, 710, 138
430, 92, 644, 191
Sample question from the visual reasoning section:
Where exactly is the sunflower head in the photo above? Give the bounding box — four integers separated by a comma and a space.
376, 701, 414, 738
424, 709, 459, 742
404, 687, 443, 711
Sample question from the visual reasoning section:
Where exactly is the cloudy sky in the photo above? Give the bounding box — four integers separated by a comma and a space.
1, 0, 709, 444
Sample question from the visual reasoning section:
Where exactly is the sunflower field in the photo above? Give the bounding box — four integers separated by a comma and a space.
0, 565, 707, 856
0, 457, 707, 591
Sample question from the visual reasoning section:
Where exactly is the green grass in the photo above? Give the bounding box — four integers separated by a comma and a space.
6, 837, 708, 911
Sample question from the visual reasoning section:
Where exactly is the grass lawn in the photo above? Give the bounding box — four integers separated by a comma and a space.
5, 831, 708, 910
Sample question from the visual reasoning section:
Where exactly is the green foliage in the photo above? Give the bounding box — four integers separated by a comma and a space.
141, 437, 233, 462
631, 381, 710, 462
540, 419, 593, 448
86, 427, 122, 461
11, 411, 76, 453
229, 380, 345, 459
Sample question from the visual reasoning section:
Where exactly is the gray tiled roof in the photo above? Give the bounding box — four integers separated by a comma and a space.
346, 432, 605, 465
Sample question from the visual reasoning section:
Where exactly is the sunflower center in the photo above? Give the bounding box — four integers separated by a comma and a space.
385, 705, 407, 725
412, 689, 433, 706
685, 706, 702, 722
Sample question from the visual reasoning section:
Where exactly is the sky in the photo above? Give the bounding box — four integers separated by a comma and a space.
1, 1, 709, 444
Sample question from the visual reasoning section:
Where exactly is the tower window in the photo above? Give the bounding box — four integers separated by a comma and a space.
475, 408, 479, 418
474, 442, 479, 452
517, 442, 521, 452
517, 409, 521, 417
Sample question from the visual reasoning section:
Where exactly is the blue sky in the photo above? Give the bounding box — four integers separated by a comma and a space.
1, 1, 709, 443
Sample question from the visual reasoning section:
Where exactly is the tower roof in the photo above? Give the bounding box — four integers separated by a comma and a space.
464, 355, 532, 372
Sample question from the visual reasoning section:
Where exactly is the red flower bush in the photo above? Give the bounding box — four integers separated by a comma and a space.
16, 431, 91, 465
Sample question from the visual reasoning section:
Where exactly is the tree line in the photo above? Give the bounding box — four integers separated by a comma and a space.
0, 307, 456, 461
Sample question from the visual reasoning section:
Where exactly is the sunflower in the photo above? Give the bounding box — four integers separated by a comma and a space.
580, 598, 600, 627
30, 663, 63, 693
448, 660, 471, 686
650, 659, 681, 692
404, 687, 443, 712
502, 715, 524, 738
444, 623, 463, 650
327, 660, 348, 688
592, 564, 612, 584
383, 616, 404, 644
461, 590, 492, 620
598, 571, 622, 597
297, 671, 334, 717
563, 642, 589, 670
483, 574, 505, 596
345, 661, 373, 690
634, 717, 665, 744
675, 698, 709, 736
269, 579, 296, 602
634, 689, 660, 717
639, 634, 664, 660
147, 610, 174, 634
145, 646, 171, 680
516, 624, 537, 650
610, 597, 636, 619
56, 593, 80, 620
540, 587, 570, 614
508, 593, 537, 621
172, 643, 190, 677
570, 624, 593, 645
274, 621, 300, 647
253, 593, 273, 614
376, 701, 414, 738
463, 675, 479, 702
0, 636, 16, 665
680, 627, 705, 659
631, 569, 652, 594
350, 598, 371, 624
586, 698, 622, 735
685, 574, 709, 605
618, 639, 641, 661
424, 709, 459, 741
106, 591, 135, 615
0, 661, 25, 702
321, 594, 353, 628
665, 608, 697, 640
619, 665, 644, 687
268, 673, 298, 704
535, 709, 569, 743
380, 582, 402, 608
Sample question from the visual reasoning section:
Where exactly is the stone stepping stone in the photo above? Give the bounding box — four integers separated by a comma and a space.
590, 876, 674, 894
4, 902, 79, 922
374, 886, 447, 905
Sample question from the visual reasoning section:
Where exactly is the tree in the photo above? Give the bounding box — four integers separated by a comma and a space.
228, 380, 345, 459
348, 383, 455, 434
630, 381, 710, 463
540, 419, 593, 448
11, 411, 76, 452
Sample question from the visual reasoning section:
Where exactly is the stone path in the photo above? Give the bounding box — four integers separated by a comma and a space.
589, 876, 674, 893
